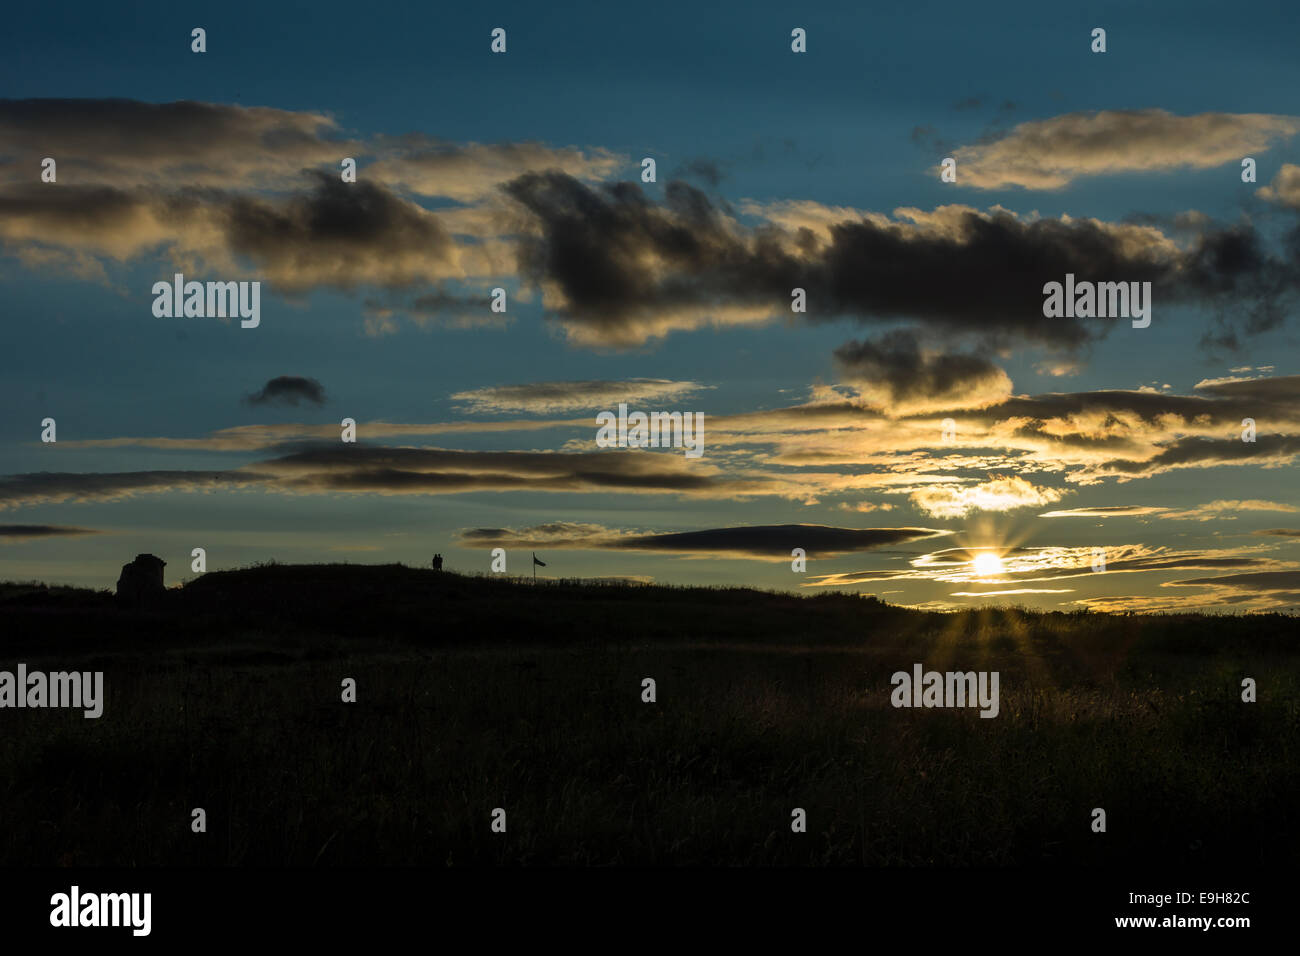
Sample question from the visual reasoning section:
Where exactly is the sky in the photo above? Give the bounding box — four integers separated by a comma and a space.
0, 0, 1297, 612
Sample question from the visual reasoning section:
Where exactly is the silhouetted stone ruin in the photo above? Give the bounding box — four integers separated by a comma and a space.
116, 553, 166, 604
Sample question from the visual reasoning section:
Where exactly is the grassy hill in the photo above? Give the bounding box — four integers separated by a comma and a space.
0, 564, 1295, 866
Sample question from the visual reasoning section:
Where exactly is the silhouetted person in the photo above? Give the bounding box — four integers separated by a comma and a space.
432, 553, 443, 571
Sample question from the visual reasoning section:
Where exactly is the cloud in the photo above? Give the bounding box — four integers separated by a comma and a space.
43, 370, 1300, 516
949, 588, 1073, 597
0, 99, 624, 201
0, 446, 733, 511
0, 524, 101, 540
362, 292, 513, 334
800, 569, 916, 588
220, 173, 462, 290
952, 109, 1300, 189
832, 331, 1012, 412
1257, 163, 1300, 208
59, 418, 589, 453
1041, 500, 1300, 521
248, 444, 724, 496
451, 379, 709, 414
457, 522, 951, 559
0, 176, 471, 291
670, 158, 727, 187
749, 198, 1298, 353
1193, 374, 1300, 401
366, 137, 623, 201
0, 471, 259, 510
1169, 570, 1300, 591
1160, 499, 1299, 521
509, 172, 1221, 348
245, 376, 327, 407
0, 99, 627, 303
1039, 505, 1167, 517
805, 542, 1291, 591
503, 172, 784, 346
908, 476, 1067, 519
6, 101, 1299, 353
838, 501, 895, 513
1254, 528, 1300, 538
0, 98, 352, 189
1079, 565, 1300, 612
1084, 434, 1300, 481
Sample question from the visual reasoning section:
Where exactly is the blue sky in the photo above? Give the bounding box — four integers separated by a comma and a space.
1, 0, 1298, 610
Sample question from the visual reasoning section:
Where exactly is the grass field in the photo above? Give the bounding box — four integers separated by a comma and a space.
0, 564, 1295, 866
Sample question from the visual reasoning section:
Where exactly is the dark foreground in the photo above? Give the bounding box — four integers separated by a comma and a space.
0, 565, 1294, 866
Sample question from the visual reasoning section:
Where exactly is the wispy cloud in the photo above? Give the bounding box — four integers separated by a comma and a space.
452, 379, 708, 414
457, 522, 951, 560
0, 524, 101, 540
1040, 505, 1167, 518
1160, 499, 1299, 521
951, 109, 1300, 189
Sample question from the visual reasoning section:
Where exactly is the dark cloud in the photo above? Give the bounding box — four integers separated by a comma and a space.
504, 171, 1300, 350
615, 524, 948, 557
0, 98, 347, 188
0, 524, 101, 540
245, 376, 327, 407
1170, 570, 1300, 591
670, 158, 726, 187
996, 378, 1300, 423
0, 445, 722, 511
0, 98, 619, 201
0, 175, 462, 291
504, 171, 797, 345
0, 471, 258, 510
7, 100, 1299, 354
1193, 375, 1300, 401
221, 172, 457, 290
833, 330, 1010, 411
1090, 434, 1300, 479
459, 522, 951, 558
253, 444, 718, 495
1254, 528, 1300, 537
815, 210, 1295, 351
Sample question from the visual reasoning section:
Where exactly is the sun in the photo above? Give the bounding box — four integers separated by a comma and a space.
972, 551, 1005, 578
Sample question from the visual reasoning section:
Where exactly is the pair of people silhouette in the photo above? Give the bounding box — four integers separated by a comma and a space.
431, 553, 444, 571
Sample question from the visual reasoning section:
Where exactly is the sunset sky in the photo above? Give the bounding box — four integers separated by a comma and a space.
1, 0, 1297, 612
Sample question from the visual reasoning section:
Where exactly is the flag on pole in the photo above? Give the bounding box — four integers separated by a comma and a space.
532, 553, 546, 567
